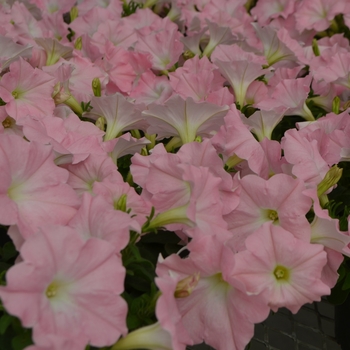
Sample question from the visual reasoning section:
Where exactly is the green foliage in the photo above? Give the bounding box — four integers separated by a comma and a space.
324, 161, 350, 304
122, 1, 143, 17
271, 115, 305, 142
241, 104, 257, 118
305, 99, 328, 119
315, 15, 350, 41
121, 228, 183, 332
0, 228, 33, 350
80, 101, 93, 113
117, 154, 133, 183
122, 234, 157, 331
328, 257, 350, 305
67, 28, 75, 42
327, 162, 350, 232
0, 312, 33, 350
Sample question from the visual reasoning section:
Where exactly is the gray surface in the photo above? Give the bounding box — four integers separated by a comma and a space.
187, 298, 341, 350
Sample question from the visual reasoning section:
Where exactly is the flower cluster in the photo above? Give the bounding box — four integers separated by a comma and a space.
0, 0, 350, 350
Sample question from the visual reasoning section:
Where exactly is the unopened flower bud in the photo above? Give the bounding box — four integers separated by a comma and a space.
312, 38, 320, 57
92, 78, 101, 97
317, 165, 343, 198
70, 6, 78, 22
332, 96, 340, 114
74, 36, 82, 50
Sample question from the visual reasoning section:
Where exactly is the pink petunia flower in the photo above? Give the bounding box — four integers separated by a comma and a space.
156, 235, 270, 350
231, 224, 330, 313
0, 58, 55, 121
143, 95, 229, 145
0, 134, 79, 240
134, 17, 183, 71
225, 173, 312, 251
0, 225, 128, 347
295, 0, 346, 32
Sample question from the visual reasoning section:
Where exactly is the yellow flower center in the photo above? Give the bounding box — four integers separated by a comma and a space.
45, 282, 59, 298
268, 209, 278, 222
11, 90, 19, 99
2, 116, 14, 129
273, 265, 290, 282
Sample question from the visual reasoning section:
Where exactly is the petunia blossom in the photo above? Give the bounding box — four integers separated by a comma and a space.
0, 58, 55, 121
143, 95, 229, 145
224, 173, 312, 251
156, 235, 270, 350
231, 224, 330, 313
0, 134, 79, 240
0, 225, 128, 347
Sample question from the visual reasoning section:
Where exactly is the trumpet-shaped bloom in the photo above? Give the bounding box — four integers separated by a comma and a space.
211, 105, 270, 178
0, 58, 55, 121
0, 35, 32, 72
231, 224, 330, 313
84, 93, 147, 141
295, 0, 346, 32
256, 76, 315, 121
156, 235, 270, 350
22, 111, 105, 165
143, 95, 229, 144
251, 0, 295, 25
130, 71, 173, 106
61, 153, 123, 196
282, 128, 330, 186
168, 55, 230, 104
212, 46, 268, 107
93, 180, 153, 227
43, 55, 108, 103
242, 108, 285, 141
68, 193, 139, 252
134, 17, 183, 71
0, 134, 79, 239
225, 173, 312, 251
253, 24, 304, 67
0, 226, 128, 347
131, 145, 229, 237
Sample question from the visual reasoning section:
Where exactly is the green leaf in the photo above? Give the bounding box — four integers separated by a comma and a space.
125, 274, 153, 292
11, 331, 33, 350
342, 270, 350, 291
328, 279, 350, 305
0, 314, 12, 335
122, 1, 142, 17
0, 262, 11, 276
2, 242, 17, 261
126, 313, 142, 330
271, 115, 305, 142
140, 230, 181, 245
338, 264, 347, 283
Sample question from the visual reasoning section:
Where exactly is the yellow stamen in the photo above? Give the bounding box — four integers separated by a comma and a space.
45, 282, 59, 298
273, 265, 290, 282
